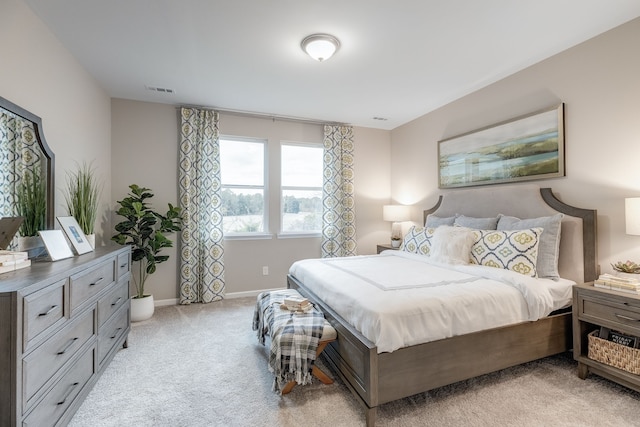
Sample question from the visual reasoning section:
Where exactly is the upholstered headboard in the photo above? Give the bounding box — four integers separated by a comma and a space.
423, 184, 598, 284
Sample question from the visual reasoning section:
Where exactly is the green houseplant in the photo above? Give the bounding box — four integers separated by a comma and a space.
112, 184, 182, 321
16, 168, 47, 238
15, 168, 47, 257
64, 162, 102, 247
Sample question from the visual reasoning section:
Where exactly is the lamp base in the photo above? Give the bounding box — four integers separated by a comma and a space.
391, 239, 402, 248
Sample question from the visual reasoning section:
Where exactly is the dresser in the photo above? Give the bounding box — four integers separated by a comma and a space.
0, 245, 131, 426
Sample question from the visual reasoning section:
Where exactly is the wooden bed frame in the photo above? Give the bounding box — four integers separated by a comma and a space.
287, 186, 598, 426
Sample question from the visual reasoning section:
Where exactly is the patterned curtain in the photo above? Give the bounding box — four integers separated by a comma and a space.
321, 125, 357, 257
178, 107, 225, 303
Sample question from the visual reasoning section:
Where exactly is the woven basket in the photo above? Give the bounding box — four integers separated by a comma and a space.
587, 330, 640, 375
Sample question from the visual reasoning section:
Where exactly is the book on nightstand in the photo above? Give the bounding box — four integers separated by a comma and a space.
593, 273, 640, 294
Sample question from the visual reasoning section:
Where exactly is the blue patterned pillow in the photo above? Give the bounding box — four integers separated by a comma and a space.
470, 228, 543, 277
400, 226, 436, 256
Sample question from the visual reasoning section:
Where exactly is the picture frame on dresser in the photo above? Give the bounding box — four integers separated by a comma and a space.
57, 215, 93, 255
38, 229, 74, 261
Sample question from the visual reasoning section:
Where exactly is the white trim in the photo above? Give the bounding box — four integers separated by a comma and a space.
277, 232, 321, 239
224, 233, 273, 241
152, 287, 287, 306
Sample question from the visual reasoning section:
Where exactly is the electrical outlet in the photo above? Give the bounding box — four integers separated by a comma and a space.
262, 266, 269, 276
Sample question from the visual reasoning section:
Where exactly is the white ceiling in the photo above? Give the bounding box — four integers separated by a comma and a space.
24, 0, 640, 130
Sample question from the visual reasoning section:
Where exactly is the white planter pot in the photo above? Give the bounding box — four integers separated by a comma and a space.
86, 234, 95, 249
130, 295, 155, 322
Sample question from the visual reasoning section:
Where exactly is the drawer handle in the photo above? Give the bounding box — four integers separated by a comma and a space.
615, 313, 640, 322
57, 382, 79, 405
39, 305, 58, 317
120, 263, 128, 269
110, 327, 123, 339
90, 277, 104, 286
111, 297, 123, 307
57, 337, 79, 355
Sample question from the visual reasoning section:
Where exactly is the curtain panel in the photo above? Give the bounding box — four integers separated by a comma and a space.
322, 125, 357, 257
178, 107, 225, 303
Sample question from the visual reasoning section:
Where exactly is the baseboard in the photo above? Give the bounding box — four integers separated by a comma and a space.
153, 287, 286, 307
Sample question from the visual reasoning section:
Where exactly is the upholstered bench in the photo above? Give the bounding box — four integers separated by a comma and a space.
253, 289, 337, 394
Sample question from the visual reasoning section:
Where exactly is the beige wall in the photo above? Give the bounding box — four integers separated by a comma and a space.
0, 0, 112, 241
111, 99, 391, 301
390, 17, 640, 276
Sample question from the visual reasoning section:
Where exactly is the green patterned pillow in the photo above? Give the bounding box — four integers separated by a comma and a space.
400, 226, 436, 256
470, 228, 543, 277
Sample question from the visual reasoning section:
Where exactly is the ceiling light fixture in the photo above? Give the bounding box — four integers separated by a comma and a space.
301, 33, 340, 62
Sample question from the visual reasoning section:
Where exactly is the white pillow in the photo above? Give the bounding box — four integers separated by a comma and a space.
430, 225, 475, 265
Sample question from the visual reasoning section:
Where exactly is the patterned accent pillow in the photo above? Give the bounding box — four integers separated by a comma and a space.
400, 226, 436, 256
470, 228, 543, 277
497, 213, 563, 280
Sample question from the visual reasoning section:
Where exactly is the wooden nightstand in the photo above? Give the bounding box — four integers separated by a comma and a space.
572, 283, 640, 392
376, 244, 398, 254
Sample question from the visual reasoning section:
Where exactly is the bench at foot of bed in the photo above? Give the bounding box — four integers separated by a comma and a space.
253, 289, 337, 394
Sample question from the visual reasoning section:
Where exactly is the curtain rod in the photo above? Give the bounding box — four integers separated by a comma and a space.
178, 104, 347, 127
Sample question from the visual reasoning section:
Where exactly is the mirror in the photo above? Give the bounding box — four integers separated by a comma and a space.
0, 95, 55, 234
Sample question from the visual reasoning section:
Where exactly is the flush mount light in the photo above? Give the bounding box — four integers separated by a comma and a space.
301, 33, 340, 62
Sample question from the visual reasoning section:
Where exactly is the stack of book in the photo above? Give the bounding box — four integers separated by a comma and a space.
0, 250, 31, 274
281, 295, 313, 312
594, 273, 640, 294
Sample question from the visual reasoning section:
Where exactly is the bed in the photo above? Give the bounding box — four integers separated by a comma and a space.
287, 185, 598, 426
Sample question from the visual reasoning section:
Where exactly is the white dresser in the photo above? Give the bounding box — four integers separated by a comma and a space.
0, 245, 131, 426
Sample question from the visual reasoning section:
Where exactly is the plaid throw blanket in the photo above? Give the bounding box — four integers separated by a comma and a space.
252, 289, 325, 392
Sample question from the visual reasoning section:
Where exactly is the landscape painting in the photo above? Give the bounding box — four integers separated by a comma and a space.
438, 104, 564, 188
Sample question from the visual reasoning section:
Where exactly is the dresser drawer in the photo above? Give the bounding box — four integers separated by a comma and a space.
22, 346, 95, 427
580, 296, 640, 336
116, 251, 130, 279
98, 303, 129, 365
70, 258, 115, 314
23, 279, 67, 351
22, 308, 95, 407
97, 277, 129, 328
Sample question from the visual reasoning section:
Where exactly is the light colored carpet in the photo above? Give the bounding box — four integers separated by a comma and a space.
68, 297, 640, 427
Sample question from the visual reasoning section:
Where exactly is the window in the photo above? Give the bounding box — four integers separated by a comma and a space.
220, 136, 267, 235
281, 143, 323, 234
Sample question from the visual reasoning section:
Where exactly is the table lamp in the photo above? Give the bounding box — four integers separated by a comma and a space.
383, 205, 411, 248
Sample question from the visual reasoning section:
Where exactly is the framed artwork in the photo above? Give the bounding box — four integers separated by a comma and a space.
438, 104, 565, 189
38, 230, 74, 261
57, 216, 93, 255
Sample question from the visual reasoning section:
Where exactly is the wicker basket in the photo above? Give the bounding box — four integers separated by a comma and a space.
587, 330, 640, 375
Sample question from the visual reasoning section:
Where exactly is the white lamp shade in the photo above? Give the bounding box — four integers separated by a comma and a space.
383, 205, 411, 222
301, 34, 340, 62
626, 198, 640, 235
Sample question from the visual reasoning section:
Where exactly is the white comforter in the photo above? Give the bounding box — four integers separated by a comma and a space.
288, 250, 573, 353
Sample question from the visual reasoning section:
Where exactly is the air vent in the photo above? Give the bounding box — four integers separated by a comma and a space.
145, 85, 175, 94
372, 117, 388, 121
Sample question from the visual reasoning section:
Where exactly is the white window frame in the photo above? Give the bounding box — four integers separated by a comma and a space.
279, 141, 323, 238
219, 135, 271, 239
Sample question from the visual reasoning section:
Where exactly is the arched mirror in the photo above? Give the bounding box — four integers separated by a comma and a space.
0, 95, 55, 239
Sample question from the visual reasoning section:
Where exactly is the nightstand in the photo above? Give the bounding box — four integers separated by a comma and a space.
572, 283, 640, 393
376, 243, 398, 254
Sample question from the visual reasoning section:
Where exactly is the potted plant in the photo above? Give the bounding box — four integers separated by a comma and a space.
112, 184, 182, 321
15, 168, 47, 256
64, 162, 102, 248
